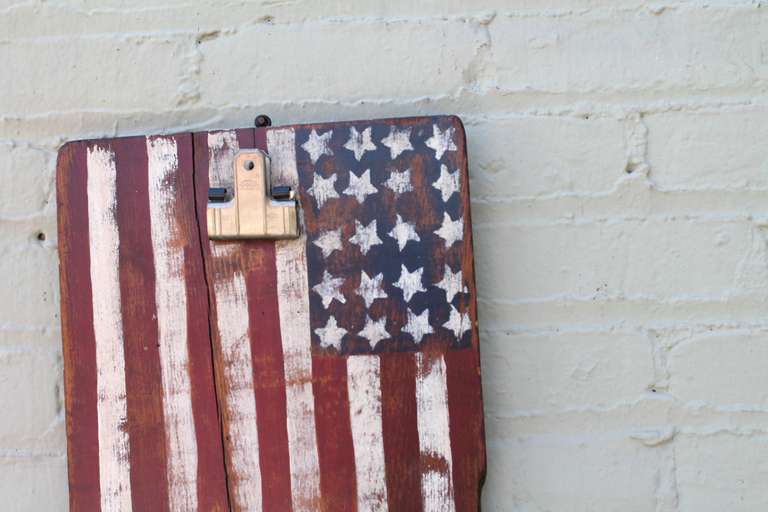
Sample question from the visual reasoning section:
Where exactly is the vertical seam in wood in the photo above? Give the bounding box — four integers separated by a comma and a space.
189, 133, 234, 512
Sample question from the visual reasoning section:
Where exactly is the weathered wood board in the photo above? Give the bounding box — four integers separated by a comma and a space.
57, 115, 485, 511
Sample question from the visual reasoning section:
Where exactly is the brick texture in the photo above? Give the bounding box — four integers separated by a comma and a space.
1, 1, 766, 510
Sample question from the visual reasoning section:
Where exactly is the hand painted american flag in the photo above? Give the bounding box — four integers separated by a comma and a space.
57, 116, 485, 512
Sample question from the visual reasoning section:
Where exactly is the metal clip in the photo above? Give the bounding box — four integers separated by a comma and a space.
206, 150, 299, 240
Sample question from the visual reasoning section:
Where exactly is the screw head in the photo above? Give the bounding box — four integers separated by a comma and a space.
254, 114, 272, 128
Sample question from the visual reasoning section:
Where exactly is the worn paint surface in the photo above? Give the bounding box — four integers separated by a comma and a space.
57, 116, 485, 511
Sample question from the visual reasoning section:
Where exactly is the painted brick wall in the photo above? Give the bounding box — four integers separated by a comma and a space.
1, 0, 767, 510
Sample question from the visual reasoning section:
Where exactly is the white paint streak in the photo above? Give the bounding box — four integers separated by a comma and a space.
211, 258, 263, 512
347, 356, 389, 512
146, 137, 198, 511
207, 133, 263, 511
86, 145, 133, 512
415, 353, 456, 512
268, 127, 322, 511
207, 131, 240, 188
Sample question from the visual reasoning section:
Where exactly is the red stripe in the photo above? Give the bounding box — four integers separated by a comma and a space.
380, 352, 423, 511
246, 116, 295, 512
57, 141, 101, 511
312, 354, 357, 512
112, 136, 170, 510
243, 241, 293, 511
170, 133, 231, 511
445, 348, 485, 512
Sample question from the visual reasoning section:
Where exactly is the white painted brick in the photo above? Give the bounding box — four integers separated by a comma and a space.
647, 109, 768, 190
0, 223, 59, 328
0, 144, 55, 219
467, 116, 627, 198
490, 7, 768, 94
0, 37, 189, 116
198, 21, 485, 104
0, 0, 674, 39
0, 349, 63, 451
482, 331, 654, 412
676, 434, 768, 511
0, 456, 67, 512
483, 434, 660, 511
669, 331, 768, 407
475, 219, 756, 301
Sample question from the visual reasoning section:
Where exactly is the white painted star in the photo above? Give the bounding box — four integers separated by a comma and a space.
308, 173, 339, 208
315, 316, 347, 350
343, 126, 376, 161
384, 169, 413, 195
381, 126, 413, 159
301, 129, 333, 164
349, 219, 383, 255
443, 305, 471, 340
393, 264, 426, 302
433, 164, 461, 202
434, 212, 463, 248
435, 264, 467, 303
425, 124, 457, 160
388, 214, 420, 251
357, 271, 387, 307
403, 308, 433, 344
312, 270, 345, 308
358, 315, 389, 348
343, 169, 377, 204
312, 228, 343, 258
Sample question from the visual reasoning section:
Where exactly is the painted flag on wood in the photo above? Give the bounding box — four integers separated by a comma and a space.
58, 116, 485, 512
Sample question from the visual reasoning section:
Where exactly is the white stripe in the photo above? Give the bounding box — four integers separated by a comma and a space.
87, 145, 132, 511
211, 249, 263, 511
146, 137, 198, 511
208, 132, 263, 511
207, 131, 239, 188
268, 127, 322, 511
347, 356, 389, 512
415, 353, 456, 512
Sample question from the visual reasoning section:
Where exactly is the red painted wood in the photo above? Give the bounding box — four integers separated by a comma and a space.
57, 141, 101, 511
113, 136, 170, 510
312, 355, 357, 512
243, 241, 294, 512
380, 352, 423, 512
446, 349, 486, 511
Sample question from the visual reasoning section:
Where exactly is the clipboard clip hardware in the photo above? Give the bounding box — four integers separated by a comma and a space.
206, 150, 299, 240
